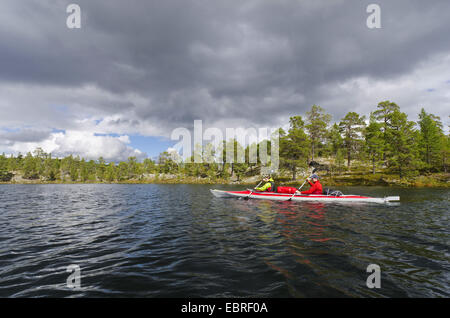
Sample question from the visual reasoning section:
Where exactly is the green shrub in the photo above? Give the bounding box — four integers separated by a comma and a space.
0, 170, 13, 182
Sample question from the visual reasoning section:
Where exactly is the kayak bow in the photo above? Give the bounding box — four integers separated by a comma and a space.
210, 189, 400, 204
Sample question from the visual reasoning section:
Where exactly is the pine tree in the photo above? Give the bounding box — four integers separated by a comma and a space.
117, 161, 129, 180
280, 116, 311, 180
43, 154, 59, 181
143, 158, 156, 174
373, 101, 400, 162
80, 159, 89, 182
386, 110, 420, 178
106, 163, 116, 182
23, 152, 39, 179
69, 160, 79, 181
339, 112, 366, 168
222, 139, 248, 180
306, 105, 331, 161
365, 113, 384, 174
97, 157, 106, 181
204, 142, 219, 179
245, 142, 258, 174
417, 108, 444, 171
127, 157, 138, 179
0, 153, 13, 181
325, 123, 343, 158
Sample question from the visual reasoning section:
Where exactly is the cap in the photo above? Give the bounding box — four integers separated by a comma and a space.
311, 174, 319, 180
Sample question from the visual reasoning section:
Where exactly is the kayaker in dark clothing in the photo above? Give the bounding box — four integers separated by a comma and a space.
301, 174, 323, 194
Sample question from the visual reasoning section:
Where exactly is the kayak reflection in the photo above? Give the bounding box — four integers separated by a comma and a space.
277, 202, 331, 244
254, 200, 335, 290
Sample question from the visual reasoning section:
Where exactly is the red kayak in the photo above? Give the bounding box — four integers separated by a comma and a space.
210, 189, 400, 204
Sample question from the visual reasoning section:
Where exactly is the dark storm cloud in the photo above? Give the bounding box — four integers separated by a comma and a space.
0, 129, 51, 144
1, 0, 450, 133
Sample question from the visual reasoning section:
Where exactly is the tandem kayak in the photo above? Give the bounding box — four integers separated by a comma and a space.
210, 189, 400, 204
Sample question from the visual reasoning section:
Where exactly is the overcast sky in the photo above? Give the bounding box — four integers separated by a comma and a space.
0, 0, 449, 161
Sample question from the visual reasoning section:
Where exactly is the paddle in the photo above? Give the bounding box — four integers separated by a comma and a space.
245, 180, 263, 200
286, 168, 317, 201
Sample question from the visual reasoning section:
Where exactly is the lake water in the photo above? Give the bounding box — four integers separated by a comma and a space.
0, 184, 448, 297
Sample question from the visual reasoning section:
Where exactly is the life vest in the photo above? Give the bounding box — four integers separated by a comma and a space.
269, 179, 277, 192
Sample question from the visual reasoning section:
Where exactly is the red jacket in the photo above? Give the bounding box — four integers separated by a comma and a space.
301, 180, 323, 194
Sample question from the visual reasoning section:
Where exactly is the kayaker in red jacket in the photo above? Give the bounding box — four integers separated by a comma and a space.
301, 174, 323, 195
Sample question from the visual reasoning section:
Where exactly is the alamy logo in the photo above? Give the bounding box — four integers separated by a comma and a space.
366, 4, 381, 29
66, 4, 81, 29
66, 264, 81, 289
170, 120, 279, 172
366, 264, 381, 288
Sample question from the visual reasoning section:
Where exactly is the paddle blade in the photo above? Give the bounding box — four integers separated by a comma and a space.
385, 196, 400, 202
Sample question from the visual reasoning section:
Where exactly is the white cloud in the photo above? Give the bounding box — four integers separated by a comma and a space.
7, 130, 145, 162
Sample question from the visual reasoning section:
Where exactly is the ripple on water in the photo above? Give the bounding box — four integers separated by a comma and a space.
0, 184, 448, 297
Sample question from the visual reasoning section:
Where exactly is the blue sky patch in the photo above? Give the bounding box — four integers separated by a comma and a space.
129, 135, 176, 160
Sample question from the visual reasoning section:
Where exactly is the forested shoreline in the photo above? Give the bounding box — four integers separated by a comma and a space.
1, 101, 448, 187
